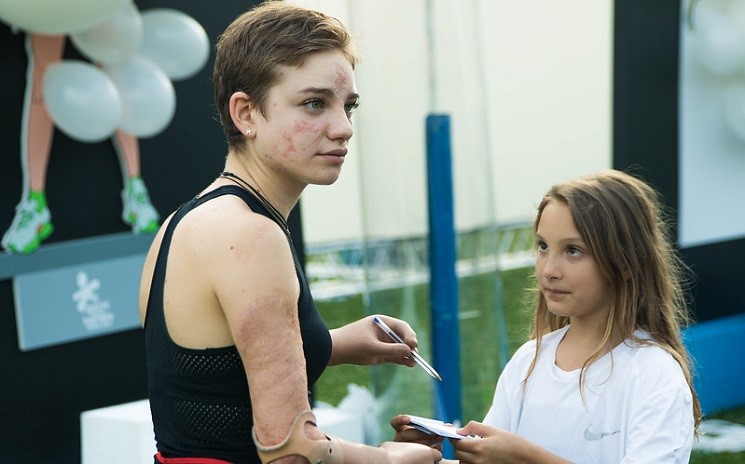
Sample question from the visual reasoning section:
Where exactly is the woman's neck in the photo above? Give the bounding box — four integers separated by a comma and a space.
223, 154, 300, 219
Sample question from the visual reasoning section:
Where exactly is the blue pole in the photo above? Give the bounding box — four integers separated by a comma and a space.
425, 114, 462, 435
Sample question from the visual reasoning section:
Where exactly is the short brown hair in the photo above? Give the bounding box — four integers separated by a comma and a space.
213, 1, 360, 151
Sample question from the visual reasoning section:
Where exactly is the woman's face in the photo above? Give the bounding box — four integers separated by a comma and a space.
251, 49, 359, 188
535, 200, 611, 324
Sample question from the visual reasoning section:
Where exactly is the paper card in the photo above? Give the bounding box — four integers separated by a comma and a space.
407, 415, 473, 440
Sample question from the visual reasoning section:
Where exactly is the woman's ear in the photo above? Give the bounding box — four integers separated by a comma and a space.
229, 91, 254, 135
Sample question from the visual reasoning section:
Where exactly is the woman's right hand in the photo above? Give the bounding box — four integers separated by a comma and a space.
390, 414, 446, 449
379, 441, 443, 463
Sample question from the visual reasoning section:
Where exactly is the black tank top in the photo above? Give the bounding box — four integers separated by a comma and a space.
144, 186, 332, 463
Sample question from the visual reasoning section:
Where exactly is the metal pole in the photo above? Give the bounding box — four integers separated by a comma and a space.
426, 114, 462, 429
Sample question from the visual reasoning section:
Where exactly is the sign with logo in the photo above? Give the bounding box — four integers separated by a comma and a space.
14, 253, 145, 351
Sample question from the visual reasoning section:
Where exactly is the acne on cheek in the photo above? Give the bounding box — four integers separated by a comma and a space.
276, 122, 320, 157
293, 120, 319, 133
278, 122, 319, 157
281, 133, 296, 157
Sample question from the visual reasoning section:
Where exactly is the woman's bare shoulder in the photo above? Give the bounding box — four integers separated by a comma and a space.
177, 193, 286, 256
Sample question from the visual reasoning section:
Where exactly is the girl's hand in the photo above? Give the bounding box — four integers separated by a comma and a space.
452, 421, 572, 464
390, 414, 445, 450
451, 421, 512, 464
328, 314, 419, 366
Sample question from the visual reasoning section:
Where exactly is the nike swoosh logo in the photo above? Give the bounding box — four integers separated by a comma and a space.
584, 425, 620, 441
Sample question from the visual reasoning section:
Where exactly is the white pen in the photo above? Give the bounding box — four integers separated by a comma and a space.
372, 316, 443, 381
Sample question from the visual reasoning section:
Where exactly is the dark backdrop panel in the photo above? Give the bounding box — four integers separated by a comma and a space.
0, 1, 263, 462
612, 1, 680, 215
681, 240, 745, 321
613, 0, 745, 322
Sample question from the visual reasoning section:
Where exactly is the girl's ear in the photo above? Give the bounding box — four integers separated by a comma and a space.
228, 91, 255, 135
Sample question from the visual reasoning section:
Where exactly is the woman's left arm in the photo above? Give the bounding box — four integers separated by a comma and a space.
328, 314, 418, 366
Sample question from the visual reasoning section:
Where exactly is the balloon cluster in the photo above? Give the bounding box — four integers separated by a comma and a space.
0, 0, 210, 142
689, 0, 745, 142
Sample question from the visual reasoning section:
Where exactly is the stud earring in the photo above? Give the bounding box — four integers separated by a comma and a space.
245, 128, 253, 135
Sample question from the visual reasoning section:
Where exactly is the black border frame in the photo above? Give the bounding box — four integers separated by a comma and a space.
613, 0, 745, 322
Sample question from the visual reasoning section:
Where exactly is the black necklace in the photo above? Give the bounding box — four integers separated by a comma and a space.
219, 171, 290, 235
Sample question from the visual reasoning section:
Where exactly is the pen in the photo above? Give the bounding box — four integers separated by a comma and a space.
372, 316, 443, 381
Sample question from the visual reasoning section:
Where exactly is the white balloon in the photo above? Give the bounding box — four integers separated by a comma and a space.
0, 0, 131, 35
70, 3, 143, 65
723, 84, 745, 142
138, 9, 210, 81
42, 61, 122, 142
691, 8, 745, 77
694, 0, 732, 14
728, 1, 745, 38
104, 55, 176, 138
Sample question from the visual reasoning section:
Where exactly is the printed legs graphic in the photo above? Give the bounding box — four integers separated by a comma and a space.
2, 34, 62, 254
113, 131, 160, 234
2, 35, 160, 254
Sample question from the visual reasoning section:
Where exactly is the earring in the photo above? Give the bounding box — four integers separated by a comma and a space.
245, 128, 253, 135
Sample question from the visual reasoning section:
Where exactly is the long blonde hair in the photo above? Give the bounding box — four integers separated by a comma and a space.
524, 169, 701, 429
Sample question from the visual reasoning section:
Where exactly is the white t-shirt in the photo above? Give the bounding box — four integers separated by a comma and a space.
483, 325, 694, 463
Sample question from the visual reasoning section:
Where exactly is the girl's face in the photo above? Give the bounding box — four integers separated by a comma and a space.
535, 200, 611, 324
251, 49, 359, 189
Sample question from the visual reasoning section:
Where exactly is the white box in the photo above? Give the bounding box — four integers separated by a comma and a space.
313, 407, 365, 443
81, 399, 155, 464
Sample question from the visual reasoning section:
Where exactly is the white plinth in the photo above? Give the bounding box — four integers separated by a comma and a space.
313, 407, 365, 443
81, 399, 155, 464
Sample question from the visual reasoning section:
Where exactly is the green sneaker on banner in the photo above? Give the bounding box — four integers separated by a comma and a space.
1, 193, 54, 254
121, 177, 160, 234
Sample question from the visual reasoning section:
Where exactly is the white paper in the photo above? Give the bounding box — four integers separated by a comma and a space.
407, 415, 473, 440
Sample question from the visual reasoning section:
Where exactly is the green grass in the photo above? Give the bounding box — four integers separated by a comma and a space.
313, 292, 370, 404
690, 405, 745, 463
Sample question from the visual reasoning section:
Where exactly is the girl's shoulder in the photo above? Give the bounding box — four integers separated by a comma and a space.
614, 330, 689, 389
618, 329, 675, 362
